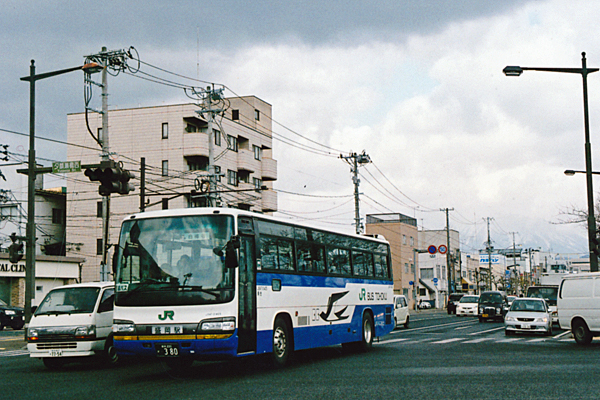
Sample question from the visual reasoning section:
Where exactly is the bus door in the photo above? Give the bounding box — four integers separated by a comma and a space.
237, 218, 257, 354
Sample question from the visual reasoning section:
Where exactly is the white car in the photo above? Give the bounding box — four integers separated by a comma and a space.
504, 297, 552, 336
456, 295, 479, 317
393, 295, 410, 328
418, 300, 432, 309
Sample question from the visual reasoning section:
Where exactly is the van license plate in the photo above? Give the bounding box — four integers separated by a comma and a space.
49, 349, 62, 357
482, 314, 489, 318
156, 343, 179, 357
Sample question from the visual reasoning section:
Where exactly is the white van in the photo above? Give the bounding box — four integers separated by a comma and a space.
27, 282, 117, 369
393, 295, 410, 329
557, 272, 600, 345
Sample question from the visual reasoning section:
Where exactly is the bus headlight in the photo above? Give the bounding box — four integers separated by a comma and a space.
199, 317, 236, 332
112, 319, 135, 334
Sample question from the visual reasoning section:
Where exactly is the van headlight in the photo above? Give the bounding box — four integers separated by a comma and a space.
112, 319, 136, 334
74, 325, 96, 339
28, 328, 39, 341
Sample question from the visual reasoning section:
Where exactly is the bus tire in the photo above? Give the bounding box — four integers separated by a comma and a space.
572, 319, 592, 345
358, 312, 374, 352
103, 336, 119, 366
272, 317, 292, 367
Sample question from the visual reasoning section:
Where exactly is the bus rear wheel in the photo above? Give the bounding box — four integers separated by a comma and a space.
272, 317, 292, 367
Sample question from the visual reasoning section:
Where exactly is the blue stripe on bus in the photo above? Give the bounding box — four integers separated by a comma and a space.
256, 272, 392, 287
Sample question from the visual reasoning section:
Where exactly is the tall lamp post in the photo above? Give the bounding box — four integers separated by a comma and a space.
20, 60, 92, 325
503, 52, 599, 272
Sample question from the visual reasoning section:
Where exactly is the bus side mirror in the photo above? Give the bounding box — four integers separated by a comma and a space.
225, 236, 240, 269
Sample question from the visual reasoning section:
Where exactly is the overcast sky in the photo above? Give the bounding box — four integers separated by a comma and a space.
2, 0, 600, 254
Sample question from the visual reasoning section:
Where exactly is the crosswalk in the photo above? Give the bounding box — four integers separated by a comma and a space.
377, 334, 575, 346
0, 349, 29, 358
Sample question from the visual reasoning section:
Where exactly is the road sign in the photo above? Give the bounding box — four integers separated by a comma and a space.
433, 278, 438, 284
428, 245, 437, 254
409, 281, 414, 286
438, 245, 447, 254
52, 161, 81, 173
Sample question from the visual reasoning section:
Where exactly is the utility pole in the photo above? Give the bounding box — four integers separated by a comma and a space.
196, 85, 224, 207
340, 151, 370, 234
485, 217, 494, 290
442, 208, 454, 293
510, 231, 518, 293
84, 47, 131, 281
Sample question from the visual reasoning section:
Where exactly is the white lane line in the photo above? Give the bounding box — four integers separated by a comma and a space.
432, 338, 464, 344
377, 338, 411, 345
462, 338, 496, 344
0, 350, 28, 357
468, 326, 505, 335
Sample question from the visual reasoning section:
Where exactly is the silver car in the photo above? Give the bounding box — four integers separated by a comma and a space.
504, 297, 552, 336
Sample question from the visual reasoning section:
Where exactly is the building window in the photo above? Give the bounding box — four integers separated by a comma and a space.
215, 165, 222, 182
232, 109, 239, 120
404, 263, 409, 274
97, 201, 102, 218
52, 208, 64, 224
253, 177, 262, 189
227, 170, 238, 186
239, 171, 249, 184
162, 122, 168, 139
96, 239, 103, 256
214, 129, 221, 146
254, 109, 260, 121
253, 145, 262, 161
227, 135, 238, 152
410, 236, 414, 246
402, 235, 406, 245
162, 198, 169, 209
162, 160, 168, 176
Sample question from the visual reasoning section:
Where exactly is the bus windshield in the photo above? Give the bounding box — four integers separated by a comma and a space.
114, 214, 235, 307
526, 286, 558, 306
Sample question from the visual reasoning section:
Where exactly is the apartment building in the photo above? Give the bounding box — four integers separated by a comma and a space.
365, 213, 419, 308
66, 96, 277, 281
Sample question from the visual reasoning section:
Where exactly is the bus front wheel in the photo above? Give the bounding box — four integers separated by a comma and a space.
272, 317, 292, 367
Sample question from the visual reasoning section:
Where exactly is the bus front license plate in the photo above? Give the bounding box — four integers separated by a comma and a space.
155, 343, 180, 357
482, 314, 489, 318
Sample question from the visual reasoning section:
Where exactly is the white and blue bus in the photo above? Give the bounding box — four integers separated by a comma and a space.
112, 208, 394, 367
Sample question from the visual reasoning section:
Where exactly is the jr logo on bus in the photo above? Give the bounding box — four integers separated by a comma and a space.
320, 291, 349, 322
158, 310, 174, 321
360, 288, 387, 301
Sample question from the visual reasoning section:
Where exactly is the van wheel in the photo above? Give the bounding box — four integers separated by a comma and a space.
103, 337, 119, 366
573, 320, 592, 345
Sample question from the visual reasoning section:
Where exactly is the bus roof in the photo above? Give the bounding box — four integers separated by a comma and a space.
121, 207, 389, 244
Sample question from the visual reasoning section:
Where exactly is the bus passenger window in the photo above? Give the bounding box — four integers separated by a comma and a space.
260, 237, 278, 270
278, 239, 294, 271
328, 248, 350, 276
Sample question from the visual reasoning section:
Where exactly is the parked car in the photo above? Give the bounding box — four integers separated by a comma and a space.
27, 282, 116, 369
446, 293, 464, 314
393, 295, 410, 329
418, 300, 432, 309
0, 299, 24, 330
557, 272, 600, 345
478, 290, 509, 322
456, 295, 479, 317
505, 297, 552, 336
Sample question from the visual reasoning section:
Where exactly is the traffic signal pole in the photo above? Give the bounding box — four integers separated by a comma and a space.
100, 53, 110, 281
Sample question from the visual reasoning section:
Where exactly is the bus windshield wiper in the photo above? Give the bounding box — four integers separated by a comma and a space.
177, 286, 221, 298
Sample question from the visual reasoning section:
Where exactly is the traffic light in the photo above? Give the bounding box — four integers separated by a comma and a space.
592, 233, 600, 257
8, 233, 23, 264
84, 161, 135, 196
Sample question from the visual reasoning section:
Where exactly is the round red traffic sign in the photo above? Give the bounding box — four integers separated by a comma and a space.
428, 245, 437, 254
438, 245, 447, 254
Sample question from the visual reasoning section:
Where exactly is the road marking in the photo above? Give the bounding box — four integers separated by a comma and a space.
0, 350, 28, 357
432, 338, 464, 344
377, 338, 411, 345
390, 320, 477, 334
468, 326, 504, 335
462, 338, 496, 344
497, 338, 522, 343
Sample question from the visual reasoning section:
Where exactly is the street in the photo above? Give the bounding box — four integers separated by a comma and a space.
2, 310, 600, 399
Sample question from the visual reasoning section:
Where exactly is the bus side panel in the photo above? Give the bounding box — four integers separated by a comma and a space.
255, 272, 393, 354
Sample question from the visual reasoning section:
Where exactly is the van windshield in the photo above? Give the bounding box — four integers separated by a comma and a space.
35, 287, 100, 315
479, 293, 503, 304
526, 286, 558, 306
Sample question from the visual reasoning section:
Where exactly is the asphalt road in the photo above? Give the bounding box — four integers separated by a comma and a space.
2, 310, 599, 400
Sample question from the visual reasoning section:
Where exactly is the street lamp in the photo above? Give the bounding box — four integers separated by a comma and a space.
504, 52, 599, 272
19, 60, 96, 325
564, 169, 600, 176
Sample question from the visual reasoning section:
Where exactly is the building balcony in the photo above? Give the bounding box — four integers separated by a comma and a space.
237, 149, 257, 173
182, 132, 209, 157
261, 187, 278, 212
261, 157, 277, 181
